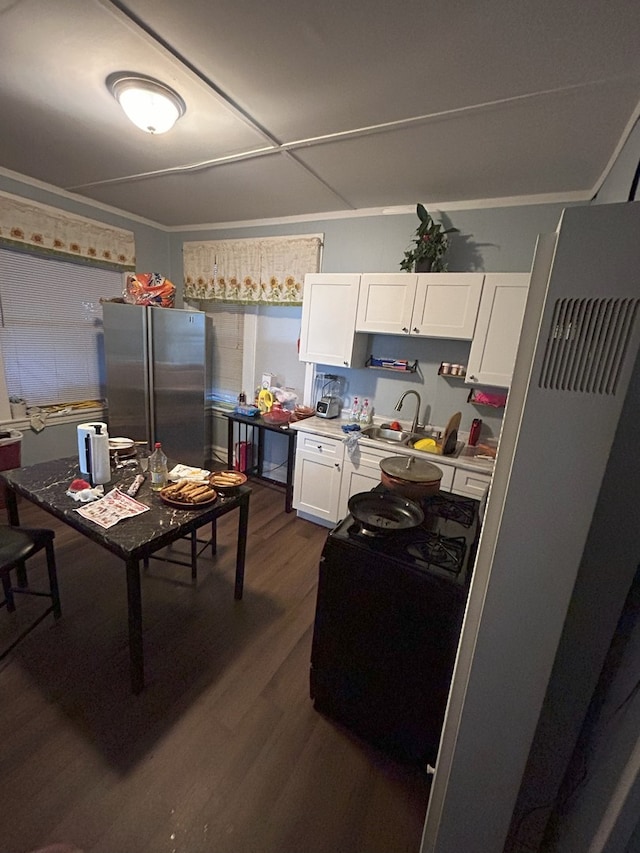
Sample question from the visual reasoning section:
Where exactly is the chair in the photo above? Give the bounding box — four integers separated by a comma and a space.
0, 526, 61, 660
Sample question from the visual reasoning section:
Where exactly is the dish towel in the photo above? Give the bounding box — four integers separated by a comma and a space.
341, 423, 362, 459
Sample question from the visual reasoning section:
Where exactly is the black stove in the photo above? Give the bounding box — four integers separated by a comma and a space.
310, 486, 482, 765
331, 488, 480, 586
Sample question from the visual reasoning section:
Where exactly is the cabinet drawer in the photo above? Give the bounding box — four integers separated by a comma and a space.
296, 432, 343, 460
432, 461, 454, 492
452, 468, 491, 499
353, 445, 392, 469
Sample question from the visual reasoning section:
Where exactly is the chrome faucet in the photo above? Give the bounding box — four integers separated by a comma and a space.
394, 390, 422, 435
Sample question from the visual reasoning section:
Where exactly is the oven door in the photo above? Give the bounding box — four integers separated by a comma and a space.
310, 533, 465, 765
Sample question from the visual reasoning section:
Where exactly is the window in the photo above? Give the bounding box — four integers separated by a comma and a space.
0, 247, 122, 407
205, 303, 245, 402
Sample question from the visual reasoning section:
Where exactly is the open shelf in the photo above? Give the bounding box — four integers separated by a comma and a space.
366, 355, 418, 373
467, 388, 508, 408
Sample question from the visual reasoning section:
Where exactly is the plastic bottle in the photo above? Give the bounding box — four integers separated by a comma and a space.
359, 398, 371, 424
149, 441, 168, 491
469, 418, 482, 447
350, 396, 361, 422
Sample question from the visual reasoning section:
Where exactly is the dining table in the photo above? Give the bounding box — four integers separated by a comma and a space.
0, 455, 251, 693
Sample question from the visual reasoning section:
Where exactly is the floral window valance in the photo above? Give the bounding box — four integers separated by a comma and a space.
183, 234, 322, 305
0, 191, 136, 270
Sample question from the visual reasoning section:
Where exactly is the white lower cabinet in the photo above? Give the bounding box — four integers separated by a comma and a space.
293, 429, 492, 525
432, 460, 455, 493
452, 467, 492, 500
338, 444, 392, 521
293, 432, 344, 524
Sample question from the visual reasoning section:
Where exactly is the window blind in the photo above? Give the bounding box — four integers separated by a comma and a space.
0, 247, 122, 406
204, 304, 244, 401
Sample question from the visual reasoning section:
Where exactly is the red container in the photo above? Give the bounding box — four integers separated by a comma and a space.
234, 440, 252, 472
469, 419, 482, 447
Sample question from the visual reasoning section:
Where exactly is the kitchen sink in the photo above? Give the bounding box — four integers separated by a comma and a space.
405, 432, 464, 458
359, 425, 411, 444
359, 425, 464, 457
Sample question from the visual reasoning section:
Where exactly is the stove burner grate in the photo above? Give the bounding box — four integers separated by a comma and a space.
427, 494, 477, 527
407, 533, 467, 575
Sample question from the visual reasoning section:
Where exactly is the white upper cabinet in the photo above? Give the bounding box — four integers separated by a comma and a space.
466, 273, 530, 388
356, 273, 484, 339
299, 274, 368, 367
355, 274, 417, 335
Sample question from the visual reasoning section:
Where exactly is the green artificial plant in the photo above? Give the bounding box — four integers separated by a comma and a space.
400, 203, 458, 272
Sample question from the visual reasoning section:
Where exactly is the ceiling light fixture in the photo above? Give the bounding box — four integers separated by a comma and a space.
106, 72, 186, 135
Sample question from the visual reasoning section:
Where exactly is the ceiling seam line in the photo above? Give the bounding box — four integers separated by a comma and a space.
68, 73, 640, 191
283, 75, 640, 149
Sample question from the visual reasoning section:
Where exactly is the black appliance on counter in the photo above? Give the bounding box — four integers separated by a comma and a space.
310, 487, 481, 767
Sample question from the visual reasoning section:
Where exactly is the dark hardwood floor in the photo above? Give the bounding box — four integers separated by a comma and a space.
0, 480, 430, 853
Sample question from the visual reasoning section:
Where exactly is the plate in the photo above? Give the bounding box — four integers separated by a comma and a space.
109, 437, 135, 454
109, 438, 134, 450
208, 470, 248, 492
159, 486, 217, 509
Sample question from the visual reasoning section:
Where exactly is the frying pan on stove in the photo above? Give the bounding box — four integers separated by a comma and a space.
348, 491, 424, 535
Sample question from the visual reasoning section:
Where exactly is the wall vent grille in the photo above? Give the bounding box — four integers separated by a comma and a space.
539, 298, 639, 394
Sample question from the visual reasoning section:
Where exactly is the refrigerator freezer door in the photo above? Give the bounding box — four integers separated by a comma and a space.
103, 303, 208, 468
149, 308, 206, 467
103, 303, 149, 444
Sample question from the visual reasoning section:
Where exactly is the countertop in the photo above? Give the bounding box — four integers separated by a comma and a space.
288, 416, 495, 475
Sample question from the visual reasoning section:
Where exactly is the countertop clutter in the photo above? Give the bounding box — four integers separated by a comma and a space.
288, 415, 495, 475
290, 414, 495, 525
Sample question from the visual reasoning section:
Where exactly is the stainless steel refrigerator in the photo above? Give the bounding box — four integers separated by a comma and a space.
102, 302, 209, 467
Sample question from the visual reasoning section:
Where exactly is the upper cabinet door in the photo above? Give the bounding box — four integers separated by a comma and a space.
356, 274, 417, 334
299, 273, 367, 368
466, 273, 530, 388
412, 273, 484, 339
356, 272, 483, 338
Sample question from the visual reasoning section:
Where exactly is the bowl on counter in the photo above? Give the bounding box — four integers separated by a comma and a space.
262, 408, 292, 425
291, 405, 315, 422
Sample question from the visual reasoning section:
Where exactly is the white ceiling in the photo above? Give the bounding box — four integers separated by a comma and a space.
1, 0, 639, 228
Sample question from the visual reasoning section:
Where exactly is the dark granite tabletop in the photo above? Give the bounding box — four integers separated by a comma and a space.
0, 455, 251, 562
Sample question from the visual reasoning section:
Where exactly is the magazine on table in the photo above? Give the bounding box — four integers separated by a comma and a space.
75, 488, 150, 529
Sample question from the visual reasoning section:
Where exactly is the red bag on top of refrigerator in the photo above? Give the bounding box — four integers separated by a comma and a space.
124, 272, 176, 308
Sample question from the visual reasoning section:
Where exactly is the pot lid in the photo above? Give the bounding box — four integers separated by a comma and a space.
380, 455, 444, 483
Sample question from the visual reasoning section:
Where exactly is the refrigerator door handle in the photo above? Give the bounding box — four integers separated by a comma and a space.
144, 307, 155, 444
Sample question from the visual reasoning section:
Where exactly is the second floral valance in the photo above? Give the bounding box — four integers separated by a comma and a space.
183, 235, 322, 305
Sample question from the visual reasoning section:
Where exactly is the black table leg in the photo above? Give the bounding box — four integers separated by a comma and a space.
285, 431, 295, 513
191, 532, 197, 580
234, 492, 250, 600
227, 417, 234, 469
5, 488, 19, 526
257, 426, 265, 478
5, 489, 28, 586
125, 556, 144, 694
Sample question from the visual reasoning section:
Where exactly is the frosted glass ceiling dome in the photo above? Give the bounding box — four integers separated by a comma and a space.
106, 73, 186, 134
